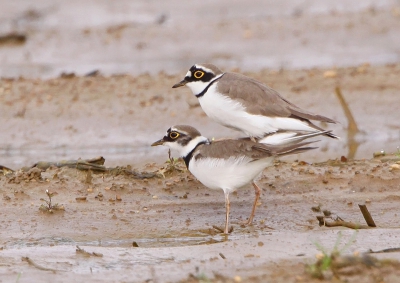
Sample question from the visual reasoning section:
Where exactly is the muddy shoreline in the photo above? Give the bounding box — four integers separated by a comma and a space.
1, 63, 400, 170
1, 152, 400, 282
1, 1, 400, 281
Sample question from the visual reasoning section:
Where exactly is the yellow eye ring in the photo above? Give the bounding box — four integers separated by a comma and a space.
193, 71, 204, 79
169, 132, 180, 139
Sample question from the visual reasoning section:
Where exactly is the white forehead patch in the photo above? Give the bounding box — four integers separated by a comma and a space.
170, 127, 188, 136
195, 64, 214, 74
185, 71, 191, 77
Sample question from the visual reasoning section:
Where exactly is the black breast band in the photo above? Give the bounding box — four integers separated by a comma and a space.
195, 73, 225, 98
183, 140, 209, 168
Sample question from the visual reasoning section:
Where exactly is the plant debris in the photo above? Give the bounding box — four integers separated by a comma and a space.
39, 190, 64, 213
76, 246, 103, 257
21, 257, 58, 273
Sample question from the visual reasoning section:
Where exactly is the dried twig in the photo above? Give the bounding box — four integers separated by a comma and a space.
76, 246, 103, 257
0, 165, 14, 173
317, 216, 371, 229
212, 225, 224, 233
335, 87, 359, 132
368, 247, 400, 254
21, 257, 57, 273
34, 156, 106, 171
358, 204, 376, 227
335, 87, 360, 159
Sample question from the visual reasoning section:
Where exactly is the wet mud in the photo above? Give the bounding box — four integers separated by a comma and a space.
1, 63, 400, 169
1, 150, 400, 282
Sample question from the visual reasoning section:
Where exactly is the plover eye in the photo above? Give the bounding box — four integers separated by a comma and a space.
169, 132, 180, 139
193, 71, 204, 79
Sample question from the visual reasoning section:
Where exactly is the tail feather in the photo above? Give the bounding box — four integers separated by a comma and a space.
274, 140, 319, 156
325, 131, 340, 139
277, 145, 318, 157
253, 140, 319, 157
258, 130, 336, 146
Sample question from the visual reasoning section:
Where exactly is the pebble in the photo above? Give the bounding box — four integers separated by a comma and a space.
323, 70, 337, 78
390, 164, 400, 170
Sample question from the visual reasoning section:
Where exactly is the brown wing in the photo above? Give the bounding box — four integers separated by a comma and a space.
194, 139, 275, 161
194, 139, 317, 162
216, 72, 336, 123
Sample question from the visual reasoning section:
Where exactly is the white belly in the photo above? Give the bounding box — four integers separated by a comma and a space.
189, 156, 274, 193
199, 87, 317, 137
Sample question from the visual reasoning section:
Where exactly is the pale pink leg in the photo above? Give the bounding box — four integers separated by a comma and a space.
246, 182, 261, 225
224, 191, 230, 234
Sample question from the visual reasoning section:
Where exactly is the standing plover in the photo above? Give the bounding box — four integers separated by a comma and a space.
152, 125, 323, 234
173, 64, 339, 144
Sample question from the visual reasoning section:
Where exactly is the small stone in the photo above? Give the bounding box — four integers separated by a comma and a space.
323, 70, 337, 78
390, 164, 400, 170
373, 150, 385, 158
152, 195, 158, 199
365, 199, 371, 203
75, 196, 87, 201
116, 194, 122, 201
233, 275, 242, 282
87, 187, 93, 193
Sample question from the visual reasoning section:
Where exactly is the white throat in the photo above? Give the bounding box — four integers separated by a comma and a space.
164, 136, 209, 158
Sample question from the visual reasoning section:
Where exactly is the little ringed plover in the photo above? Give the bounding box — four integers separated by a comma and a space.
173, 64, 339, 144
152, 125, 324, 234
